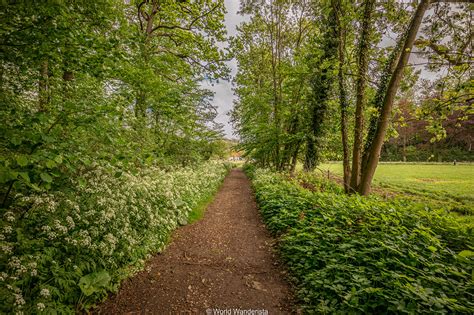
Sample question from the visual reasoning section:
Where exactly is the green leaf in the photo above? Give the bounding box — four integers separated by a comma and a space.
16, 156, 28, 167
18, 172, 30, 183
458, 250, 474, 258
114, 171, 122, 178
54, 155, 63, 164
78, 177, 86, 188
41, 134, 55, 143
79, 271, 111, 296
46, 159, 57, 169
10, 137, 21, 146
40, 172, 53, 183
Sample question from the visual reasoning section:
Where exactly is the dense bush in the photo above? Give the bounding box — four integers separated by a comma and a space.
0, 161, 227, 313
381, 145, 474, 162
249, 168, 473, 314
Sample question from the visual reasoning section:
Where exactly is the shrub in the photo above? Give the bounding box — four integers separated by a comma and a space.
249, 169, 474, 314
0, 161, 227, 313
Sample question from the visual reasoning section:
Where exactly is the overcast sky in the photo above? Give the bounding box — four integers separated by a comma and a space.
201, 0, 245, 139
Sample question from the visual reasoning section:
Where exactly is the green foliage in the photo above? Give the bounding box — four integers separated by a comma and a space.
79, 271, 111, 297
231, 1, 313, 170
0, 0, 229, 206
321, 162, 474, 215
0, 2, 231, 312
249, 168, 473, 314
0, 162, 227, 313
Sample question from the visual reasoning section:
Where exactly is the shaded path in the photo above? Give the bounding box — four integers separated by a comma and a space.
97, 169, 294, 314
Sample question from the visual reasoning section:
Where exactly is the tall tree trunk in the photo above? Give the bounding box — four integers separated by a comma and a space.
334, 0, 351, 192
304, 3, 338, 171
290, 140, 301, 176
38, 60, 50, 111
279, 115, 298, 170
358, 0, 431, 195
134, 1, 158, 120
269, 0, 283, 168
402, 133, 407, 162
350, 0, 375, 192
361, 36, 404, 173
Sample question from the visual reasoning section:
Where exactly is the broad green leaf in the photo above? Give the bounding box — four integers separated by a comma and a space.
54, 155, 63, 164
40, 173, 53, 183
79, 271, 111, 296
10, 137, 21, 146
458, 250, 474, 258
18, 172, 30, 183
16, 156, 28, 167
46, 159, 57, 169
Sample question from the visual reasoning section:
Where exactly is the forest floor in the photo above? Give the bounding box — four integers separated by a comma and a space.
96, 169, 294, 314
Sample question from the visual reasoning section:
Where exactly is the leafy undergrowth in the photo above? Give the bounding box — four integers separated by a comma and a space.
245, 166, 474, 314
0, 161, 228, 313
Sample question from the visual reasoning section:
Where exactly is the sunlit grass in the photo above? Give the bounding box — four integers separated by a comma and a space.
319, 162, 474, 209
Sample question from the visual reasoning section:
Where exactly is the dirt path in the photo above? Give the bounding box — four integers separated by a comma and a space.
97, 169, 294, 314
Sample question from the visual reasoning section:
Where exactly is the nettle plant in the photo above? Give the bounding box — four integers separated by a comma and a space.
0, 161, 227, 313
249, 168, 473, 314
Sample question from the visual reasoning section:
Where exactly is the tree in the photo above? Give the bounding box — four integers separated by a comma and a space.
231, 0, 313, 170
349, 0, 375, 192
0, 0, 229, 206
232, 0, 472, 195
303, 1, 339, 171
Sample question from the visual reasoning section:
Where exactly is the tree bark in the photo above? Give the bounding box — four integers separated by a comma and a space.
334, 0, 351, 192
358, 0, 431, 195
269, 0, 283, 168
38, 60, 50, 111
350, 0, 375, 192
290, 141, 301, 176
361, 37, 404, 173
304, 3, 338, 171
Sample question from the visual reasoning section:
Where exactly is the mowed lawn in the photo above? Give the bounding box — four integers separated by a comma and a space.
320, 163, 474, 206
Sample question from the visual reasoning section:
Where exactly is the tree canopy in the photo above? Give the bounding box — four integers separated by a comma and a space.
231, 0, 472, 194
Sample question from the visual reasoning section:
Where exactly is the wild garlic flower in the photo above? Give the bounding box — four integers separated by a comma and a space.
40, 288, 50, 297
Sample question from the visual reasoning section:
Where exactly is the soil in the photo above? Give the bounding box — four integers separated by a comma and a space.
95, 169, 295, 315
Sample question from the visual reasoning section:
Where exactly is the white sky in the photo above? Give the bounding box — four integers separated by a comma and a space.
202, 0, 245, 139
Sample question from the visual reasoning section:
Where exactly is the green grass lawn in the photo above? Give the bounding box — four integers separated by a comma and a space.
319, 162, 474, 212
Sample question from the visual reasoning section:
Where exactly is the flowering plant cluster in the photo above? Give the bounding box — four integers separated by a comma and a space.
0, 161, 228, 313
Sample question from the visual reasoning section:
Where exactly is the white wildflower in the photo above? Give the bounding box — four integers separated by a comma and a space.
66, 216, 75, 228
2, 244, 13, 254
14, 293, 25, 306
37, 303, 45, 311
40, 288, 50, 297
4, 211, 15, 222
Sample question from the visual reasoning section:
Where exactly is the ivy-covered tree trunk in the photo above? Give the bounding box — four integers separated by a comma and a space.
361, 36, 404, 175
304, 3, 338, 171
358, 0, 431, 195
349, 0, 375, 192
